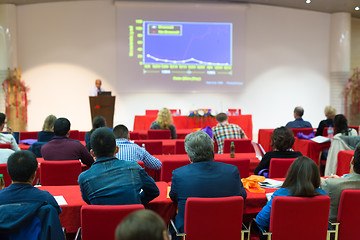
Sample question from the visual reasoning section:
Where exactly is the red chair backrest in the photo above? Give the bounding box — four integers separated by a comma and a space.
147, 130, 171, 140
0, 164, 12, 187
214, 158, 250, 178
81, 204, 144, 240
0, 143, 11, 149
129, 132, 140, 140
175, 140, 186, 154
291, 128, 313, 136
145, 110, 159, 115
40, 160, 82, 186
184, 196, 244, 240
160, 158, 190, 182
78, 131, 87, 141
69, 130, 79, 140
269, 158, 296, 178
19, 131, 39, 140
337, 189, 360, 240
134, 140, 163, 155
223, 139, 255, 153
269, 195, 330, 240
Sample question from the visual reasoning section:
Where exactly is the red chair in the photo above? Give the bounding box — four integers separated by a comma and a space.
290, 128, 313, 137
80, 204, 144, 240
147, 130, 171, 139
336, 189, 360, 240
69, 130, 79, 140
0, 143, 11, 149
214, 158, 250, 178
145, 110, 159, 115
183, 196, 248, 240
40, 160, 82, 186
19, 131, 39, 140
160, 158, 190, 182
261, 195, 330, 240
175, 140, 186, 154
228, 108, 241, 115
129, 131, 140, 140
223, 139, 255, 153
78, 131, 87, 141
269, 158, 296, 178
0, 164, 12, 187
134, 140, 162, 155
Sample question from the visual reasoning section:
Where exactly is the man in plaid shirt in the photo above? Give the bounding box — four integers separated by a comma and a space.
212, 113, 247, 154
113, 125, 161, 170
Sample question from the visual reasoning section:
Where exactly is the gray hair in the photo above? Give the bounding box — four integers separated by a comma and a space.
185, 131, 214, 162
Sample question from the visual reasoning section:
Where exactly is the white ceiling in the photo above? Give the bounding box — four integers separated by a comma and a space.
0, 0, 359, 18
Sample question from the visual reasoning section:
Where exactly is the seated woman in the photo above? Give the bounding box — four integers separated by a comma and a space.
37, 115, 57, 142
85, 116, 106, 151
324, 114, 358, 176
315, 106, 336, 136
255, 156, 326, 229
254, 126, 302, 175
150, 108, 177, 139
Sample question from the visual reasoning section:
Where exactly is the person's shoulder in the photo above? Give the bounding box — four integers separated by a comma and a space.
273, 188, 290, 196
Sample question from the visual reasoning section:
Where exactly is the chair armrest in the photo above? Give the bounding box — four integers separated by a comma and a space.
251, 218, 272, 240
327, 222, 339, 240
169, 219, 186, 239
75, 227, 81, 240
241, 223, 250, 240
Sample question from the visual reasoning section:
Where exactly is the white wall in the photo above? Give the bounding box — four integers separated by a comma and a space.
17, 1, 331, 138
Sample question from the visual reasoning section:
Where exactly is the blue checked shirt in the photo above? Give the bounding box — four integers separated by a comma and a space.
115, 139, 162, 170
212, 123, 247, 154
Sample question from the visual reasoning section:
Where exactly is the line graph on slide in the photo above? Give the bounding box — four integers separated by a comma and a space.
143, 21, 232, 66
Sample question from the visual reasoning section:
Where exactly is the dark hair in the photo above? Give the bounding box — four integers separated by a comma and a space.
185, 131, 214, 162
294, 106, 304, 117
216, 113, 228, 123
7, 150, 38, 182
334, 114, 349, 135
115, 210, 166, 240
353, 144, 360, 174
90, 127, 116, 158
282, 156, 320, 197
54, 118, 71, 136
270, 127, 295, 151
89, 116, 106, 136
113, 125, 129, 139
0, 113, 5, 125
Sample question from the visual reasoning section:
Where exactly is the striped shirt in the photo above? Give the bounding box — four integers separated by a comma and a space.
115, 139, 162, 170
212, 123, 246, 154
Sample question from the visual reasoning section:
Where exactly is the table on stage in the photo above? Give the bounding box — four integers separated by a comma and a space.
337, 150, 354, 176
133, 115, 253, 140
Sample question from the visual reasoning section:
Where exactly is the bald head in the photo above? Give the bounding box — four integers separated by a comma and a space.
95, 79, 102, 90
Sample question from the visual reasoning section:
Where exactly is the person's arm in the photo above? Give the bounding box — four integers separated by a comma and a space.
142, 149, 162, 170
78, 174, 91, 204
255, 189, 282, 228
240, 128, 247, 139
233, 167, 247, 200
170, 125, 177, 139
139, 168, 160, 205
169, 170, 178, 202
78, 143, 94, 167
10, 135, 20, 151
44, 191, 62, 215
254, 153, 271, 175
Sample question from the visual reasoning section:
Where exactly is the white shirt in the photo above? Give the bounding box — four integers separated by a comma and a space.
0, 133, 20, 151
89, 86, 105, 96
0, 149, 15, 163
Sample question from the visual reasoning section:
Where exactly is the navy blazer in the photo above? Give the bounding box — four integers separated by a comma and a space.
169, 160, 247, 232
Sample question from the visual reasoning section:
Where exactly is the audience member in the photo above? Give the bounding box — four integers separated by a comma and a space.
254, 126, 302, 175
322, 144, 360, 222
169, 131, 247, 233
325, 114, 358, 176
37, 114, 57, 142
0, 149, 15, 164
256, 156, 326, 229
315, 106, 336, 136
89, 79, 104, 96
285, 106, 312, 128
212, 112, 247, 154
113, 124, 161, 170
78, 127, 159, 205
41, 118, 94, 167
85, 116, 106, 151
115, 210, 169, 240
0, 112, 20, 151
150, 108, 177, 139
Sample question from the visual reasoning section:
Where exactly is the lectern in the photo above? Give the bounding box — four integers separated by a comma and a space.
89, 96, 115, 128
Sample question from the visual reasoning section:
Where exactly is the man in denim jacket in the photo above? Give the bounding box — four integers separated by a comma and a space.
78, 127, 159, 205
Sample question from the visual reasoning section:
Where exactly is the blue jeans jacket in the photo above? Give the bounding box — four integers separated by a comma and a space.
78, 157, 159, 205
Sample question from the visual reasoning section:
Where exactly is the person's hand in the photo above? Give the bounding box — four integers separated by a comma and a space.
328, 174, 340, 178
6, 127, 13, 135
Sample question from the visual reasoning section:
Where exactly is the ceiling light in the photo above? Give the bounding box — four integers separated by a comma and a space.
306, 0, 311, 3
355, 6, 360, 11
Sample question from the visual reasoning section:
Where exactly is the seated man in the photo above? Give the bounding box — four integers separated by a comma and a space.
78, 127, 159, 205
169, 131, 247, 233
322, 144, 360, 222
212, 112, 247, 153
41, 118, 94, 167
0, 112, 20, 151
0, 150, 63, 239
113, 124, 161, 170
285, 106, 312, 128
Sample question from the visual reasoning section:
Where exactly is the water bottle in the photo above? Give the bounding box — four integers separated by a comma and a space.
0, 174, 5, 190
327, 125, 334, 138
230, 141, 235, 158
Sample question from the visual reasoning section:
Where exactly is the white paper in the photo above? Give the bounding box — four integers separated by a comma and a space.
259, 179, 284, 188
54, 195, 68, 206
266, 193, 274, 201
310, 136, 331, 143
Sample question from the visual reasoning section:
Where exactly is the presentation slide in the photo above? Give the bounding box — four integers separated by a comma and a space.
116, 2, 246, 93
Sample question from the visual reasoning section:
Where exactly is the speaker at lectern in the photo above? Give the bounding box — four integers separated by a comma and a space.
89, 93, 115, 128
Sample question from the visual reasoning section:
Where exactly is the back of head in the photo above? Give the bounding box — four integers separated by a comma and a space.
324, 106, 336, 119
0, 113, 6, 125
113, 125, 129, 139
7, 150, 38, 182
185, 131, 214, 162
91, 116, 106, 131
282, 156, 320, 197
42, 114, 57, 132
90, 127, 116, 158
156, 108, 172, 129
334, 114, 348, 135
54, 118, 71, 137
115, 210, 167, 240
271, 126, 295, 151
353, 144, 360, 174
294, 106, 304, 118
216, 112, 228, 123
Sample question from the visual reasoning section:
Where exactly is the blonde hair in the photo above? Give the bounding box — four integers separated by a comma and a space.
155, 108, 172, 129
42, 115, 57, 132
324, 106, 336, 119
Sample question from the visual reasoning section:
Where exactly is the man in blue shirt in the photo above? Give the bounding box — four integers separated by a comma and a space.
78, 127, 159, 205
113, 124, 161, 170
285, 106, 312, 128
